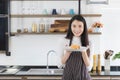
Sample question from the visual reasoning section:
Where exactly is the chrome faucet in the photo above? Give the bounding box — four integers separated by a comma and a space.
47, 50, 57, 69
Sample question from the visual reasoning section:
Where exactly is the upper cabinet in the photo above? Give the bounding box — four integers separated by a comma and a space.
0, 0, 8, 14
0, 0, 10, 56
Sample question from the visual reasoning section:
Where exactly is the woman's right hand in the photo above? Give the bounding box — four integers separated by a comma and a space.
66, 51, 72, 54
61, 51, 72, 64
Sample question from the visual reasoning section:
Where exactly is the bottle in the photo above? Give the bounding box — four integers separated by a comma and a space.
45, 19, 51, 33
98, 54, 101, 71
39, 24, 45, 32
23, 28, 28, 33
32, 23, 37, 33
93, 54, 97, 71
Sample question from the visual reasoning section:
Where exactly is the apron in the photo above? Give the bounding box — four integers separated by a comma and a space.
62, 51, 92, 80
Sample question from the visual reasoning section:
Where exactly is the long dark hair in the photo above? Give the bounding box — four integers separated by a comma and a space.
65, 15, 90, 56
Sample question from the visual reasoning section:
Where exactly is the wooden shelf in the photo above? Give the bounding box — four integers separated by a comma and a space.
82, 14, 102, 17
89, 32, 102, 35
11, 32, 66, 36
10, 14, 102, 18
11, 32, 101, 36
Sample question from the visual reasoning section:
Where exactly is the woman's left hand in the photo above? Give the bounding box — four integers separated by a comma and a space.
82, 46, 89, 53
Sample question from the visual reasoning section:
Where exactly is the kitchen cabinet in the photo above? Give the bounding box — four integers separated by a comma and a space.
111, 76, 120, 80
24, 76, 61, 80
1, 71, 120, 80
92, 76, 110, 80
0, 76, 113, 80
25, 76, 111, 80
0, 76, 22, 80
0, 0, 10, 56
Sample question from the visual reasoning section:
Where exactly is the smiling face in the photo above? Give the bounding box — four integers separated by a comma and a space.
71, 20, 84, 37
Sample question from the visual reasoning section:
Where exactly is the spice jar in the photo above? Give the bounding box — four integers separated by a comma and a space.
17, 29, 22, 33
23, 28, 28, 33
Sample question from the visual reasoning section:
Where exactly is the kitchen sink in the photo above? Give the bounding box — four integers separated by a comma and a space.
0, 66, 6, 73
26, 68, 63, 75
0, 68, 20, 74
0, 66, 22, 74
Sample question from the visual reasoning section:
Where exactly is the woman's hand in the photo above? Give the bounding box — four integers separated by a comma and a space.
61, 51, 72, 64
66, 51, 72, 54
82, 50, 90, 67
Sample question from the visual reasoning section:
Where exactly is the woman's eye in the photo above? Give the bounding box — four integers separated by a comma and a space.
79, 25, 82, 28
73, 25, 76, 28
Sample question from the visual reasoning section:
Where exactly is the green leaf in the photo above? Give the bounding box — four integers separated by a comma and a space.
112, 52, 120, 60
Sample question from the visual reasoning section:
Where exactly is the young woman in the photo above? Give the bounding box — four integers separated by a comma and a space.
58, 15, 92, 80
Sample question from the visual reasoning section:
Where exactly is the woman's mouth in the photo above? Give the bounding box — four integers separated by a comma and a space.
74, 32, 80, 34
73, 31, 81, 35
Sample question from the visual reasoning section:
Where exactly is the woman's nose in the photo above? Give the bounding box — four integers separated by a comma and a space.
75, 28, 80, 31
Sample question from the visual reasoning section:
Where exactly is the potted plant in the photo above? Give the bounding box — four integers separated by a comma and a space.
104, 50, 114, 71
88, 22, 103, 33
92, 22, 103, 32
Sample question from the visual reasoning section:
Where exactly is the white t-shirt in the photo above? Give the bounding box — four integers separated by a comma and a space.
57, 36, 93, 71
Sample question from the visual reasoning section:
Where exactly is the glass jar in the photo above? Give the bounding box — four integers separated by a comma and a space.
104, 59, 110, 71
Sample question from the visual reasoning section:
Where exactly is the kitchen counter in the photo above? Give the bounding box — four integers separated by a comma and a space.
0, 66, 120, 76
0, 66, 120, 80
1, 71, 120, 76
0, 71, 120, 80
